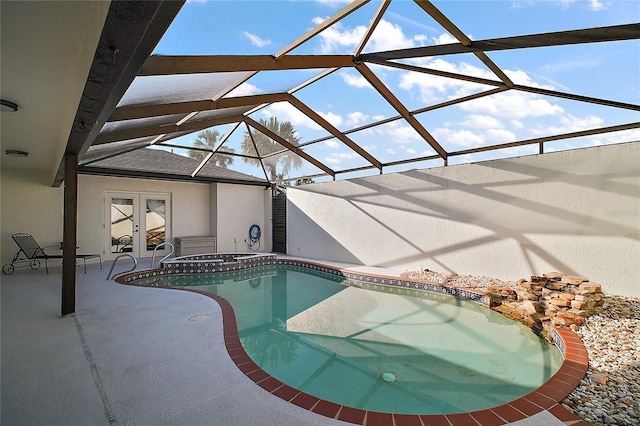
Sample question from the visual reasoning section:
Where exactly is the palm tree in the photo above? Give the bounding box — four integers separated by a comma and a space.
241, 117, 302, 181
188, 129, 235, 168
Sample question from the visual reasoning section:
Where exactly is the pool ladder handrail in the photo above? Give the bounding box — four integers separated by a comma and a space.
107, 253, 138, 280
107, 243, 174, 280
151, 242, 175, 268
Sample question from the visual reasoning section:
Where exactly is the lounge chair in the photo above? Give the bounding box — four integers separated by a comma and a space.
2, 233, 102, 275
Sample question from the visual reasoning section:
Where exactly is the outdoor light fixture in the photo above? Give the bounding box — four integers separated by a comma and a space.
0, 99, 19, 112
5, 149, 29, 157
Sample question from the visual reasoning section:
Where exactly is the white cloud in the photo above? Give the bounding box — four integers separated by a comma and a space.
312, 18, 366, 53
433, 128, 484, 148
399, 58, 494, 103
314, 0, 351, 6
386, 124, 422, 143
340, 71, 370, 88
243, 31, 271, 48
432, 33, 459, 45
366, 121, 425, 146
318, 111, 343, 127
313, 18, 422, 54
225, 83, 261, 97
413, 34, 428, 44
505, 69, 554, 89
368, 19, 421, 51
408, 57, 491, 79
345, 112, 369, 126
324, 140, 340, 148
459, 91, 564, 120
597, 128, 640, 144
399, 57, 556, 105
529, 113, 604, 136
460, 114, 504, 130
261, 102, 321, 130
323, 152, 359, 165
485, 129, 516, 144
510, 120, 525, 129
589, 0, 611, 11
560, 114, 604, 129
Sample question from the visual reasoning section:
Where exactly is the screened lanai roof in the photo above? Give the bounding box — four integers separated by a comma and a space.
78, 0, 640, 186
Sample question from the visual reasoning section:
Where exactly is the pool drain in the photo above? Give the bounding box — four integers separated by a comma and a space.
189, 314, 211, 322
381, 372, 396, 383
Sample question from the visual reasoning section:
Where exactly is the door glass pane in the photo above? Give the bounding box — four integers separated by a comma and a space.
146, 199, 166, 250
111, 197, 134, 253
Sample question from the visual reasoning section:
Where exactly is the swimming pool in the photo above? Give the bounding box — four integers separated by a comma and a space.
131, 263, 563, 415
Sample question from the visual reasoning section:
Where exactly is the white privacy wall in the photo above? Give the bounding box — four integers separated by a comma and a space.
216, 183, 271, 253
287, 143, 640, 298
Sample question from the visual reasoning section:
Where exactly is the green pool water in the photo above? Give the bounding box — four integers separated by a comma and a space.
140, 265, 563, 414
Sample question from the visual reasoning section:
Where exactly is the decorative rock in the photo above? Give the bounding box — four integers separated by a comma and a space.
550, 298, 572, 307
562, 275, 589, 284
568, 308, 592, 317
555, 311, 586, 327
591, 373, 607, 385
516, 301, 538, 316
571, 300, 588, 310
530, 313, 551, 322
517, 291, 540, 301
580, 282, 602, 293
547, 282, 568, 291
516, 281, 534, 291
482, 294, 502, 307
487, 285, 517, 300
493, 304, 515, 316
544, 271, 564, 280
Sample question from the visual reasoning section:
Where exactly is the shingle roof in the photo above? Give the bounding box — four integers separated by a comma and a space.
79, 148, 269, 186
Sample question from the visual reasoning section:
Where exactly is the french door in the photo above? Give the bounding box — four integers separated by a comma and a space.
105, 192, 171, 260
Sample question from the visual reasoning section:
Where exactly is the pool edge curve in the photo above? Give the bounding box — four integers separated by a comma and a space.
115, 258, 589, 426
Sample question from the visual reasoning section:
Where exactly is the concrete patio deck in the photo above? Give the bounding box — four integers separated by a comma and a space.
1, 257, 584, 425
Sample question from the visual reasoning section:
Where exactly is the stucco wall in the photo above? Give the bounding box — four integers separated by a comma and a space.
210, 183, 218, 237
1, 171, 271, 266
216, 184, 271, 253
77, 175, 212, 257
287, 143, 640, 298
1, 168, 64, 264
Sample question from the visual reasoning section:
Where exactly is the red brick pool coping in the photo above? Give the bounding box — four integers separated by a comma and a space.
118, 261, 591, 426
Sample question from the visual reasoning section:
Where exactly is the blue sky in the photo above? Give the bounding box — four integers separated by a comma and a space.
149, 0, 640, 181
